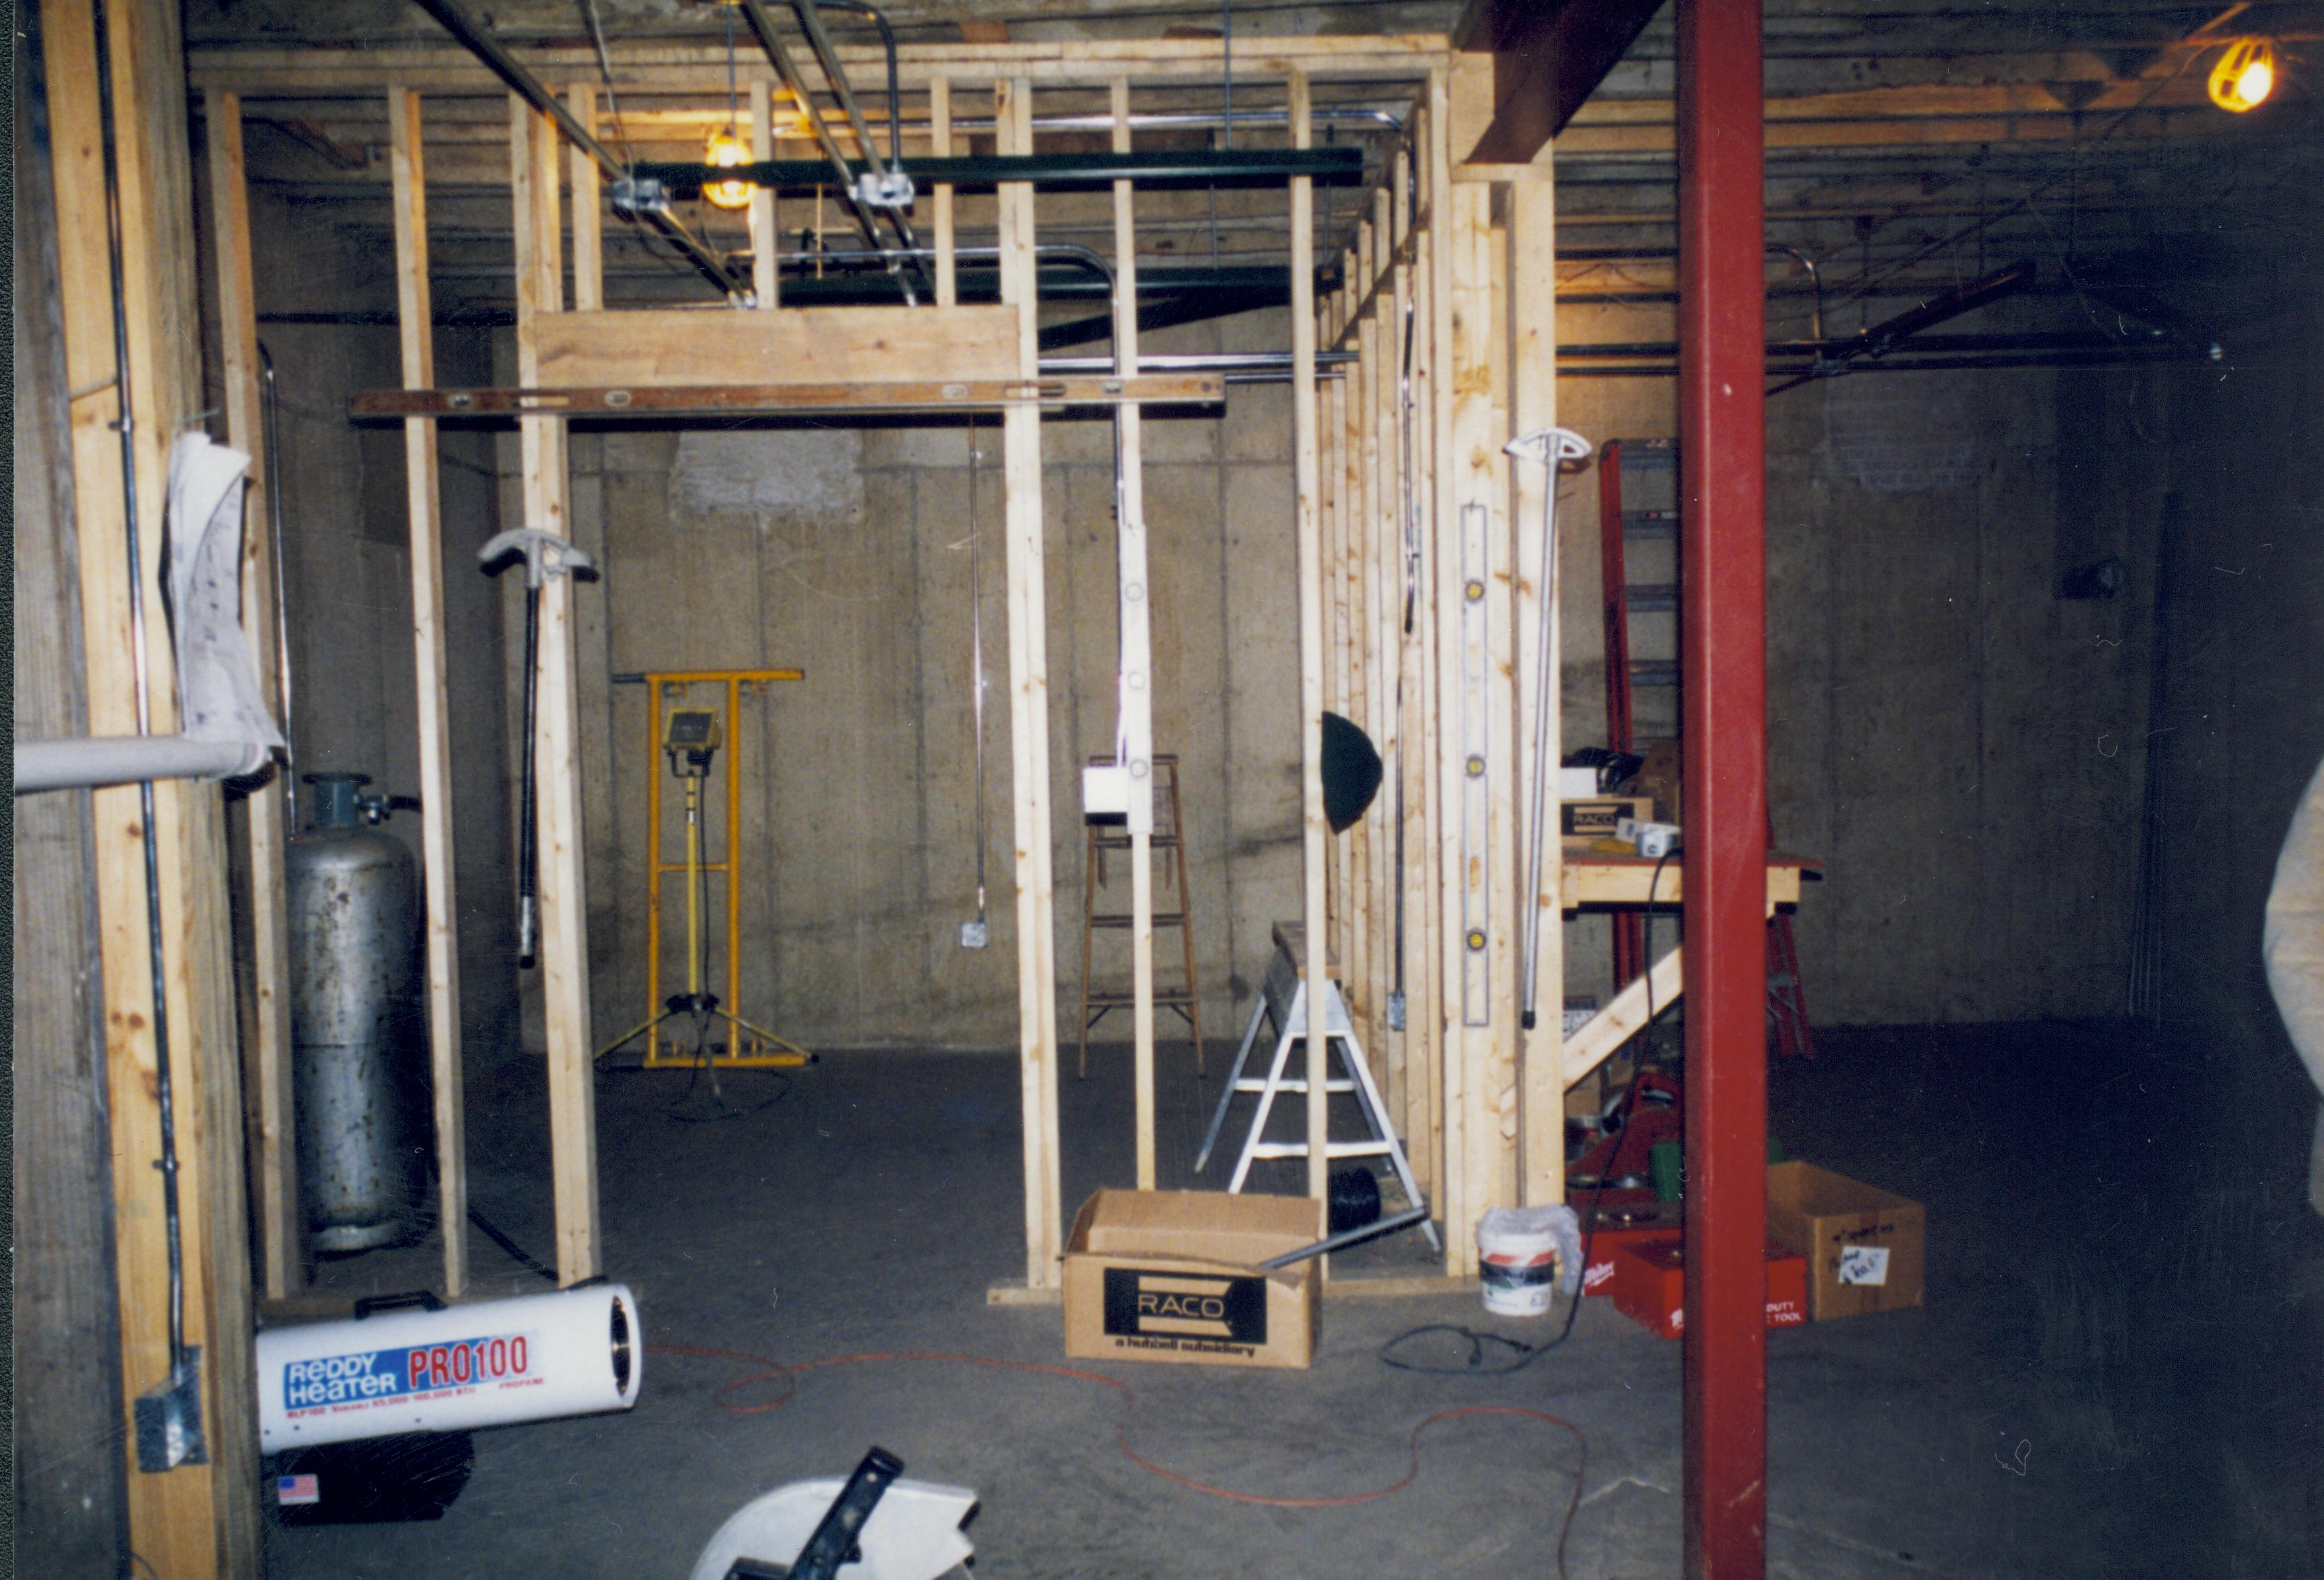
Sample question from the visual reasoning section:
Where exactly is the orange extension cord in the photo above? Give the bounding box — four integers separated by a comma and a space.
652, 1344, 1588, 1577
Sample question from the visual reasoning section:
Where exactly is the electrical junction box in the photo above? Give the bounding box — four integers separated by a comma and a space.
1063, 1190, 1322, 1370
1616, 817, 1680, 859
1082, 763, 1132, 823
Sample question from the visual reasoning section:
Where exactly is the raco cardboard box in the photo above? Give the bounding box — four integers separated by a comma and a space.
1765, 1161, 1925, 1320
1562, 795, 1656, 838
1063, 1190, 1324, 1370
1607, 1236, 1808, 1340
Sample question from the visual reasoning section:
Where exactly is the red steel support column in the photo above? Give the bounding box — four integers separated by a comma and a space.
1677, 0, 1768, 1577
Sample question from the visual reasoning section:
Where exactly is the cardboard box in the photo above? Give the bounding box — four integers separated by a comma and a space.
1063, 1190, 1323, 1369
1607, 1236, 1808, 1339
1562, 796, 1655, 838
1578, 1198, 1681, 1295
1765, 1161, 1924, 1320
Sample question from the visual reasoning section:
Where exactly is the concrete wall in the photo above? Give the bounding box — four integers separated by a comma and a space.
1554, 299, 2161, 1026
520, 309, 1305, 1053
523, 286, 2178, 1048
2152, 234, 2324, 1064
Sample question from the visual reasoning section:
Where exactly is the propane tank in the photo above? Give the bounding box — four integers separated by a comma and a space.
288, 773, 428, 1252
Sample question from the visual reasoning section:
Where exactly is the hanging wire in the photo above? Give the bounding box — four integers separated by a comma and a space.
726, 2, 742, 140
581, 0, 637, 166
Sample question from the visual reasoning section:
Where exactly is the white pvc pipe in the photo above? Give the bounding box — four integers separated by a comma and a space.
13, 735, 270, 795
256, 1283, 642, 1451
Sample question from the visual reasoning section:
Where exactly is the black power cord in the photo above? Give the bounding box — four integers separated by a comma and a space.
1380, 847, 1676, 1375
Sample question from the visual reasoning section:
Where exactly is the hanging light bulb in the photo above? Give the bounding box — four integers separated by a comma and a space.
2208, 37, 2278, 113
703, 128, 755, 210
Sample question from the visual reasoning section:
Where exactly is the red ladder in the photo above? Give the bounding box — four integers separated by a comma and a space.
1598, 439, 1814, 1057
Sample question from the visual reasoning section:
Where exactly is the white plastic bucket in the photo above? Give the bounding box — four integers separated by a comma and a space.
1476, 1208, 1568, 1316
256, 1282, 642, 1451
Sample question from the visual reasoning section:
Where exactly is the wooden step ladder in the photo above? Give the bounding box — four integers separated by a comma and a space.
1078, 752, 1204, 1078
1194, 923, 1439, 1249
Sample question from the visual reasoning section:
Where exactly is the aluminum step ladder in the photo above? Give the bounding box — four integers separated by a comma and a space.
1194, 925, 1439, 1250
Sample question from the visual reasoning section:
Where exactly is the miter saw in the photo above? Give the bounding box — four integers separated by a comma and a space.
691, 1447, 977, 1580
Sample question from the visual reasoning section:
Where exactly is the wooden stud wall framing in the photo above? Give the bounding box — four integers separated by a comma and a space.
1508, 159, 1564, 1208
510, 91, 602, 1285
1112, 76, 1161, 1192
388, 86, 471, 1295
236, 34, 1619, 1300
203, 87, 300, 1303
996, 74, 1067, 1294
44, 0, 262, 1568
1290, 70, 1331, 1210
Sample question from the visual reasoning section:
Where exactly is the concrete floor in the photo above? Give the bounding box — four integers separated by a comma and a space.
266, 1021, 2324, 1579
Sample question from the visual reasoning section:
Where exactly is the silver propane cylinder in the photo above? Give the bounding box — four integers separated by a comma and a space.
288, 772, 429, 1252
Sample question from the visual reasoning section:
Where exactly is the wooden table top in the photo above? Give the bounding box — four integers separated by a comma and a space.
1559, 839, 1818, 908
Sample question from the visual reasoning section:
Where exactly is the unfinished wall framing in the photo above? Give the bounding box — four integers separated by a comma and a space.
190, 25, 1816, 1297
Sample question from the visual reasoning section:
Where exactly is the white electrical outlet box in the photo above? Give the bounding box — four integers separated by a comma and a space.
1082, 763, 1132, 822
1617, 817, 1680, 860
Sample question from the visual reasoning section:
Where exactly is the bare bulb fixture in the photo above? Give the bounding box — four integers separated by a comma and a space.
704, 129, 755, 209
2208, 37, 2277, 113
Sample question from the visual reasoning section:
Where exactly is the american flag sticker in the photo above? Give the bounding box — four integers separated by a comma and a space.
276, 1473, 321, 1507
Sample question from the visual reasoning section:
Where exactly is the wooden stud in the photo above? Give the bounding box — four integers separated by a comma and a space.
1509, 160, 1563, 1207
205, 86, 302, 1302
46, 0, 262, 1567
512, 92, 601, 1285
1373, 178, 1404, 1135
1398, 105, 1436, 1196
1109, 76, 1159, 1190
1349, 217, 1380, 1068
930, 76, 956, 306
1324, 259, 1352, 1019
1446, 171, 1521, 1249
390, 87, 469, 1294
1426, 70, 1476, 1267
568, 84, 602, 312
1289, 70, 1330, 1209
998, 76, 1064, 1288
750, 79, 778, 308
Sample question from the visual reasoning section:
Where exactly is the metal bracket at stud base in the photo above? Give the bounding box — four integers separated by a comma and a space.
133, 1349, 205, 1471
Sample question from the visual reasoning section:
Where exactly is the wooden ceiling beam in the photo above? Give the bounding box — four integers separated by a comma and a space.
186, 34, 1452, 97
1451, 0, 1666, 164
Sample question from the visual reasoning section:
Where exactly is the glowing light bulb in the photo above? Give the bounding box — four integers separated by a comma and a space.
2209, 38, 2278, 113
703, 129, 755, 209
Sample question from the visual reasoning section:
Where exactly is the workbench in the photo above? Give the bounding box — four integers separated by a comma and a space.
1559, 838, 1814, 909
1558, 842, 1818, 1087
